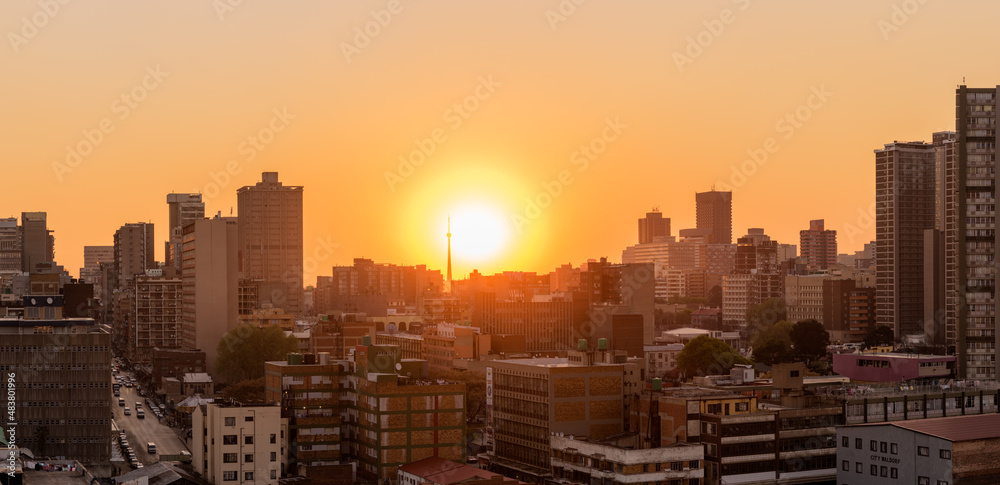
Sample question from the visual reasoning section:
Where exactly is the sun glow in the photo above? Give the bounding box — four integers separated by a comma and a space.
448, 203, 510, 264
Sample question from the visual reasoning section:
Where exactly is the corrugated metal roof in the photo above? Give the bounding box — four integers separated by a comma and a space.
889, 414, 1000, 442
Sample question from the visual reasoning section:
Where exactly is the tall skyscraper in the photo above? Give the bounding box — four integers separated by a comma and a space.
695, 190, 733, 245
955, 86, 999, 379
113, 222, 155, 291
237, 172, 304, 313
165, 193, 204, 272
80, 245, 113, 302
722, 228, 781, 328
181, 216, 241, 375
0, 217, 20, 271
874, 141, 936, 342
20, 211, 54, 271
799, 219, 837, 271
638, 208, 671, 244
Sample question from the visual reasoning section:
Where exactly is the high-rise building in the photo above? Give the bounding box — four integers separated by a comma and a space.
955, 86, 999, 379
80, 245, 113, 300
799, 219, 837, 270
0, 217, 20, 271
638, 208, 671, 244
181, 216, 241, 375
722, 229, 782, 329
695, 190, 733, 245
113, 222, 155, 291
20, 211, 54, 272
875, 141, 936, 342
165, 193, 204, 273
238, 172, 304, 313
1, 296, 111, 462
130, 273, 183, 363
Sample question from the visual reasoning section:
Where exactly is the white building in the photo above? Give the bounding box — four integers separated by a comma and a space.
192, 402, 287, 484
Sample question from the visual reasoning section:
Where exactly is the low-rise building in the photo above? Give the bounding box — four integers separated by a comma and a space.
191, 402, 287, 484
645, 343, 684, 380
398, 456, 526, 485
832, 352, 956, 382
550, 434, 704, 484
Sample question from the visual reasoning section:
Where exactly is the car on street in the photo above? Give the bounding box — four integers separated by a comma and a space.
124, 407, 130, 416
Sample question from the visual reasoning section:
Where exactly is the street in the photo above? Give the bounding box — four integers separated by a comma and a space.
112, 374, 190, 466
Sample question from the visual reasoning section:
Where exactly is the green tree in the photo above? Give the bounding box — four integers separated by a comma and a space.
751, 320, 794, 350
677, 335, 752, 377
220, 377, 267, 404
753, 339, 794, 366
216, 325, 298, 383
790, 319, 830, 363
863, 326, 895, 348
707, 285, 723, 308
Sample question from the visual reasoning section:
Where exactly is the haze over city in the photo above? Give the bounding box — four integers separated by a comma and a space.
4, 1, 999, 283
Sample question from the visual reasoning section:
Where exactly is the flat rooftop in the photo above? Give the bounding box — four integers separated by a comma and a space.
22, 470, 90, 485
850, 414, 1000, 442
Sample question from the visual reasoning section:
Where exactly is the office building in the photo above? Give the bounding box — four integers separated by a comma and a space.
237, 172, 304, 313
113, 222, 155, 292
638, 208, 671, 244
550, 435, 704, 485
875, 141, 937, 342
80, 245, 113, 299
191, 402, 287, 484
695, 190, 733, 245
722, 229, 782, 329
180, 216, 240, 375
165, 193, 205, 273
0, 296, 111, 462
799, 219, 836, 271
954, 86, 999, 379
0, 217, 21, 271
130, 273, 183, 363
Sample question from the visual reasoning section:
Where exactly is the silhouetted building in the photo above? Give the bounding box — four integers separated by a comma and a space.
800, 219, 837, 271
113, 222, 155, 291
638, 208, 671, 244
165, 193, 204, 273
696, 190, 733, 245
20, 211, 54, 272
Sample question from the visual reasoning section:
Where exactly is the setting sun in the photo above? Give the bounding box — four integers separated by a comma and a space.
447, 203, 510, 267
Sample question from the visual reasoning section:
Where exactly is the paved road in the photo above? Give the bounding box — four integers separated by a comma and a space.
112, 377, 189, 466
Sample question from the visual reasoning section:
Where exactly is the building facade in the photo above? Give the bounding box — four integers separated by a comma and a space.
800, 219, 837, 271
192, 402, 288, 484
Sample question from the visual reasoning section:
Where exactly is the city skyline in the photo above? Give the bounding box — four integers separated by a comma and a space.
4, 1, 999, 284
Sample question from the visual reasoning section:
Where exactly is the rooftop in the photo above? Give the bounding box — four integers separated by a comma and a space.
399, 456, 515, 484
183, 372, 212, 383
856, 414, 1000, 442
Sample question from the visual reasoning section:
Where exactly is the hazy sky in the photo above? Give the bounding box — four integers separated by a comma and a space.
2, 0, 997, 284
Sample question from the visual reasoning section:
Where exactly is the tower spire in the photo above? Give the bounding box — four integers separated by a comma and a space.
447, 216, 452, 293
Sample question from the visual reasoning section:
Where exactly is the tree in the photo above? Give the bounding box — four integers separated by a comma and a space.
221, 377, 267, 404
863, 326, 895, 348
745, 298, 787, 333
750, 320, 794, 350
216, 325, 298, 383
677, 335, 751, 377
707, 285, 723, 308
790, 319, 830, 363
753, 338, 794, 366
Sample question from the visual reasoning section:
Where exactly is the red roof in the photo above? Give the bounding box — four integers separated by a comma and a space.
889, 414, 1000, 442
397, 457, 501, 484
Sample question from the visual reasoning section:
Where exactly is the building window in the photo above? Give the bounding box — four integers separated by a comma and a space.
891, 443, 898, 455
223, 453, 237, 463
223, 435, 237, 445
271, 452, 277, 462
245, 436, 254, 445
855, 438, 862, 449
271, 470, 277, 479
871, 440, 877, 451
871, 465, 877, 475
918, 446, 929, 456
918, 477, 930, 485
245, 454, 253, 463
842, 460, 849, 471
270, 433, 277, 444
856, 462, 862, 474
245, 416, 253, 422
880, 442, 887, 453
938, 481, 949, 485
940, 449, 951, 459
671, 462, 682, 471
244, 472, 253, 481
790, 370, 800, 377
222, 471, 237, 481
689, 460, 699, 469
881, 466, 887, 477
891, 468, 898, 479
842, 436, 849, 447
225, 417, 235, 426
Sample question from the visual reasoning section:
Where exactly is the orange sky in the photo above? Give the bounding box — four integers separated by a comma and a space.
2, 1, 997, 284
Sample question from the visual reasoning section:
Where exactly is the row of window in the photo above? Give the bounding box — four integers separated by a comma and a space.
222, 470, 277, 481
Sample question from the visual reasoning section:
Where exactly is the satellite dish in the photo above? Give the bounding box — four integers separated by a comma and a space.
30, 298, 37, 305
46, 297, 54, 305
395, 363, 402, 371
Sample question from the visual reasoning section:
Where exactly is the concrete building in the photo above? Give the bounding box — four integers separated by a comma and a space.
696, 190, 733, 245
113, 222, 155, 294
638, 208, 671, 244
954, 86, 1000, 379
473, 293, 587, 353
486, 348, 631, 483
832, 352, 955, 382
80, 245, 113, 300
645, 343, 684, 380
130, 273, 183, 363
398, 456, 527, 485
875, 141, 937, 342
165, 193, 204, 273
180, 216, 240, 375
550, 434, 704, 485
0, 217, 22, 271
238, 172, 304, 313
319, 258, 444, 315
0, 297, 111, 462
837, 414, 1000, 484
722, 229, 782, 329
20, 211, 54, 272
191, 402, 287, 484
151, 348, 206, 389
799, 219, 836, 271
